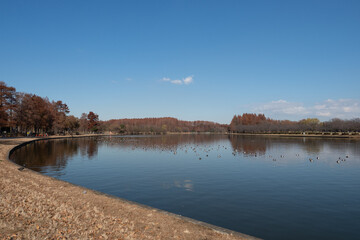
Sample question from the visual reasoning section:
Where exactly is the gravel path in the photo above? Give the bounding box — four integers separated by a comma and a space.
0, 136, 259, 240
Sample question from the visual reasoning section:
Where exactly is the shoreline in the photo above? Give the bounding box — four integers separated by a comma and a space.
141, 132, 360, 139
226, 132, 360, 139
0, 135, 258, 239
112, 131, 360, 139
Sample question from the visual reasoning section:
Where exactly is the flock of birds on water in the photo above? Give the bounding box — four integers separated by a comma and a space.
121, 141, 351, 165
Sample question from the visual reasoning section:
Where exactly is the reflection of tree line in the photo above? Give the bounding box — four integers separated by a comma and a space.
229, 135, 360, 155
102, 135, 359, 157
228, 135, 268, 155
98, 135, 229, 151
11, 136, 360, 170
228, 135, 326, 155
11, 138, 99, 170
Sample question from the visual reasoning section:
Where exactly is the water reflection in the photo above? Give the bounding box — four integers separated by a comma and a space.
99, 134, 227, 151
85, 139, 98, 158
11, 135, 360, 170
228, 135, 267, 155
228, 135, 360, 161
170, 180, 194, 192
12, 138, 100, 171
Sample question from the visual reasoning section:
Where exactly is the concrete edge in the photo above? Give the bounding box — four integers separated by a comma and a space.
6, 135, 261, 240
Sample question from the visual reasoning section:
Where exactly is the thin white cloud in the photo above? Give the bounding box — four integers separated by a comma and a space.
253, 99, 309, 116
171, 79, 183, 85
183, 76, 193, 85
316, 111, 331, 117
252, 99, 360, 120
313, 99, 360, 119
162, 75, 194, 85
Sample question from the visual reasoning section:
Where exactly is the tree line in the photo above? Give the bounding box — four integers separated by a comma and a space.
102, 117, 227, 134
229, 113, 360, 134
1, 81, 359, 136
0, 81, 99, 136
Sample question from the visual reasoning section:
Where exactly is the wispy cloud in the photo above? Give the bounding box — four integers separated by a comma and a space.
183, 76, 193, 85
162, 75, 194, 85
251, 99, 360, 120
253, 100, 309, 116
313, 99, 360, 119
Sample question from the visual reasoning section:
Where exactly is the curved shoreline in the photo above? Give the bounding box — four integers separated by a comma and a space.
1, 135, 259, 239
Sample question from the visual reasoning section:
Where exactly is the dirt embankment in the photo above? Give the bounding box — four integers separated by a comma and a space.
0, 136, 259, 240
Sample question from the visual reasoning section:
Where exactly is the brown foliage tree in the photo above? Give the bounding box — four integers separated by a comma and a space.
0, 81, 17, 132
52, 100, 70, 134
102, 117, 227, 134
15, 94, 54, 134
87, 111, 99, 132
79, 113, 88, 133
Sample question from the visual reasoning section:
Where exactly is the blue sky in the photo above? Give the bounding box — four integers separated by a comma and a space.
1, 0, 359, 123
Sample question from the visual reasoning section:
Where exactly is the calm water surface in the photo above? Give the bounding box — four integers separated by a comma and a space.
10, 135, 360, 239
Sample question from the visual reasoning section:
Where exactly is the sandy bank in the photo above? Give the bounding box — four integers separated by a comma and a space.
0, 135, 259, 240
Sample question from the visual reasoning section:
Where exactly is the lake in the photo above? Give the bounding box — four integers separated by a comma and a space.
10, 135, 360, 239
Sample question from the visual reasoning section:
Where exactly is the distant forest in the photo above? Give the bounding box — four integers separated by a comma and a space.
229, 113, 360, 134
102, 118, 227, 134
0, 81, 359, 136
